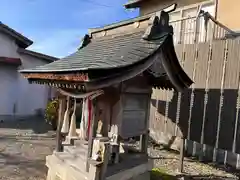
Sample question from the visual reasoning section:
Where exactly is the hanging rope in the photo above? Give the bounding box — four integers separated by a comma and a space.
73, 98, 77, 113
66, 96, 70, 109
59, 89, 104, 140
79, 97, 87, 140
58, 89, 104, 99
61, 96, 70, 133
69, 98, 77, 137
89, 90, 104, 100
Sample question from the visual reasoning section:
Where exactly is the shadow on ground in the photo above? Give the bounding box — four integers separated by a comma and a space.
151, 169, 238, 180
0, 116, 53, 134
0, 117, 56, 179
148, 138, 240, 179
0, 152, 48, 179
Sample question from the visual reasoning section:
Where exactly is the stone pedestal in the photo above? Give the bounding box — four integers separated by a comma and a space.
46, 140, 152, 180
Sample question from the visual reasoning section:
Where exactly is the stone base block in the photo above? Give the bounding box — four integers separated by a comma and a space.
46, 154, 88, 180
106, 160, 153, 180
46, 152, 152, 180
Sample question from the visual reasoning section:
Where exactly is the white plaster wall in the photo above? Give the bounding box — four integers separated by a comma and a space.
0, 32, 19, 58
0, 31, 51, 117
17, 54, 50, 116
0, 66, 18, 116
0, 33, 19, 117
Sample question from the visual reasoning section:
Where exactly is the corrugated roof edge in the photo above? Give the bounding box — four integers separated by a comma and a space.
18, 48, 59, 63
0, 22, 33, 48
88, 13, 153, 35
124, 0, 144, 9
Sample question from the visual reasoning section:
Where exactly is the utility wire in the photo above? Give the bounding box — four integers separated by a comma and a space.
80, 0, 138, 22
81, 0, 114, 8
81, 0, 135, 14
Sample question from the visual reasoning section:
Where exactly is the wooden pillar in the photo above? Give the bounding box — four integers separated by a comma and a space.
86, 99, 99, 172
140, 93, 151, 154
100, 143, 110, 180
102, 104, 109, 137
88, 142, 110, 180
56, 97, 65, 152
140, 130, 149, 154
178, 138, 185, 173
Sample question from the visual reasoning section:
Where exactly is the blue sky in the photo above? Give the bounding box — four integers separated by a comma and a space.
0, 0, 138, 58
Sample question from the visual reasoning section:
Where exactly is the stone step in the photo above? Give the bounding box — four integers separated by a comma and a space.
46, 153, 88, 180
75, 139, 88, 146
63, 141, 88, 163
64, 145, 88, 161
64, 140, 88, 152
53, 152, 88, 176
62, 137, 87, 147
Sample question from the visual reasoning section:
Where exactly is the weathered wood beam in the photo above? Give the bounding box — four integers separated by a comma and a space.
102, 103, 109, 138
56, 97, 65, 152
100, 143, 110, 180
140, 93, 151, 153
178, 138, 185, 173
140, 132, 149, 154
22, 72, 89, 82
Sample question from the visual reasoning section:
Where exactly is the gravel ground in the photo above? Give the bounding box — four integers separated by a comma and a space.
0, 118, 55, 180
0, 118, 238, 180
149, 146, 239, 179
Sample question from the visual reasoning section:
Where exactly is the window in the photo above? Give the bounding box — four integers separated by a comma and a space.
168, 1, 215, 44
182, 7, 198, 44
169, 11, 181, 44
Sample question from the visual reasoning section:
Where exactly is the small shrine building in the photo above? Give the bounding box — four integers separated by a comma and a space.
20, 4, 193, 180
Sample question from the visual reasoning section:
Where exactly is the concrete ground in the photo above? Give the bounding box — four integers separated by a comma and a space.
0, 118, 56, 180
149, 146, 239, 180
0, 117, 238, 180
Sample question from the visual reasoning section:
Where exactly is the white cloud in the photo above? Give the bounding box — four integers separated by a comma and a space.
0, 0, 138, 58
72, 5, 138, 28
29, 29, 86, 58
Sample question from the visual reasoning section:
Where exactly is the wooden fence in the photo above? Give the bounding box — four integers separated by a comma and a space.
150, 39, 240, 168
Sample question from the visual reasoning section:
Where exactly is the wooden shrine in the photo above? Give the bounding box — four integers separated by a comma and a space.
20, 4, 193, 180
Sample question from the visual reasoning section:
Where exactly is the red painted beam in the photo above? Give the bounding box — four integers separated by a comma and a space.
0, 56, 22, 66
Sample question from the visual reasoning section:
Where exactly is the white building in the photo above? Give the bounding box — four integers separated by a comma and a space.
0, 22, 58, 120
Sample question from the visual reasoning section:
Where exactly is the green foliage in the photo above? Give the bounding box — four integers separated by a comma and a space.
151, 168, 177, 180
45, 98, 59, 130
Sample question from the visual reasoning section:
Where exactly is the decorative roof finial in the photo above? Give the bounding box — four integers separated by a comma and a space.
78, 34, 91, 50
142, 3, 177, 40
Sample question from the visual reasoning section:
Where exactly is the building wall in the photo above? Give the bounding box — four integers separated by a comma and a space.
17, 54, 50, 116
0, 33, 20, 119
0, 31, 51, 119
217, 0, 240, 31
0, 66, 19, 117
139, 0, 240, 31
140, 0, 208, 15
0, 32, 19, 58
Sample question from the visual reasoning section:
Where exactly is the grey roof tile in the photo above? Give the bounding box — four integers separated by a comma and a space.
124, 0, 143, 8
20, 31, 168, 73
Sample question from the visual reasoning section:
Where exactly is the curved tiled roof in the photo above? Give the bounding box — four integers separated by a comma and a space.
20, 10, 193, 92
20, 31, 169, 73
